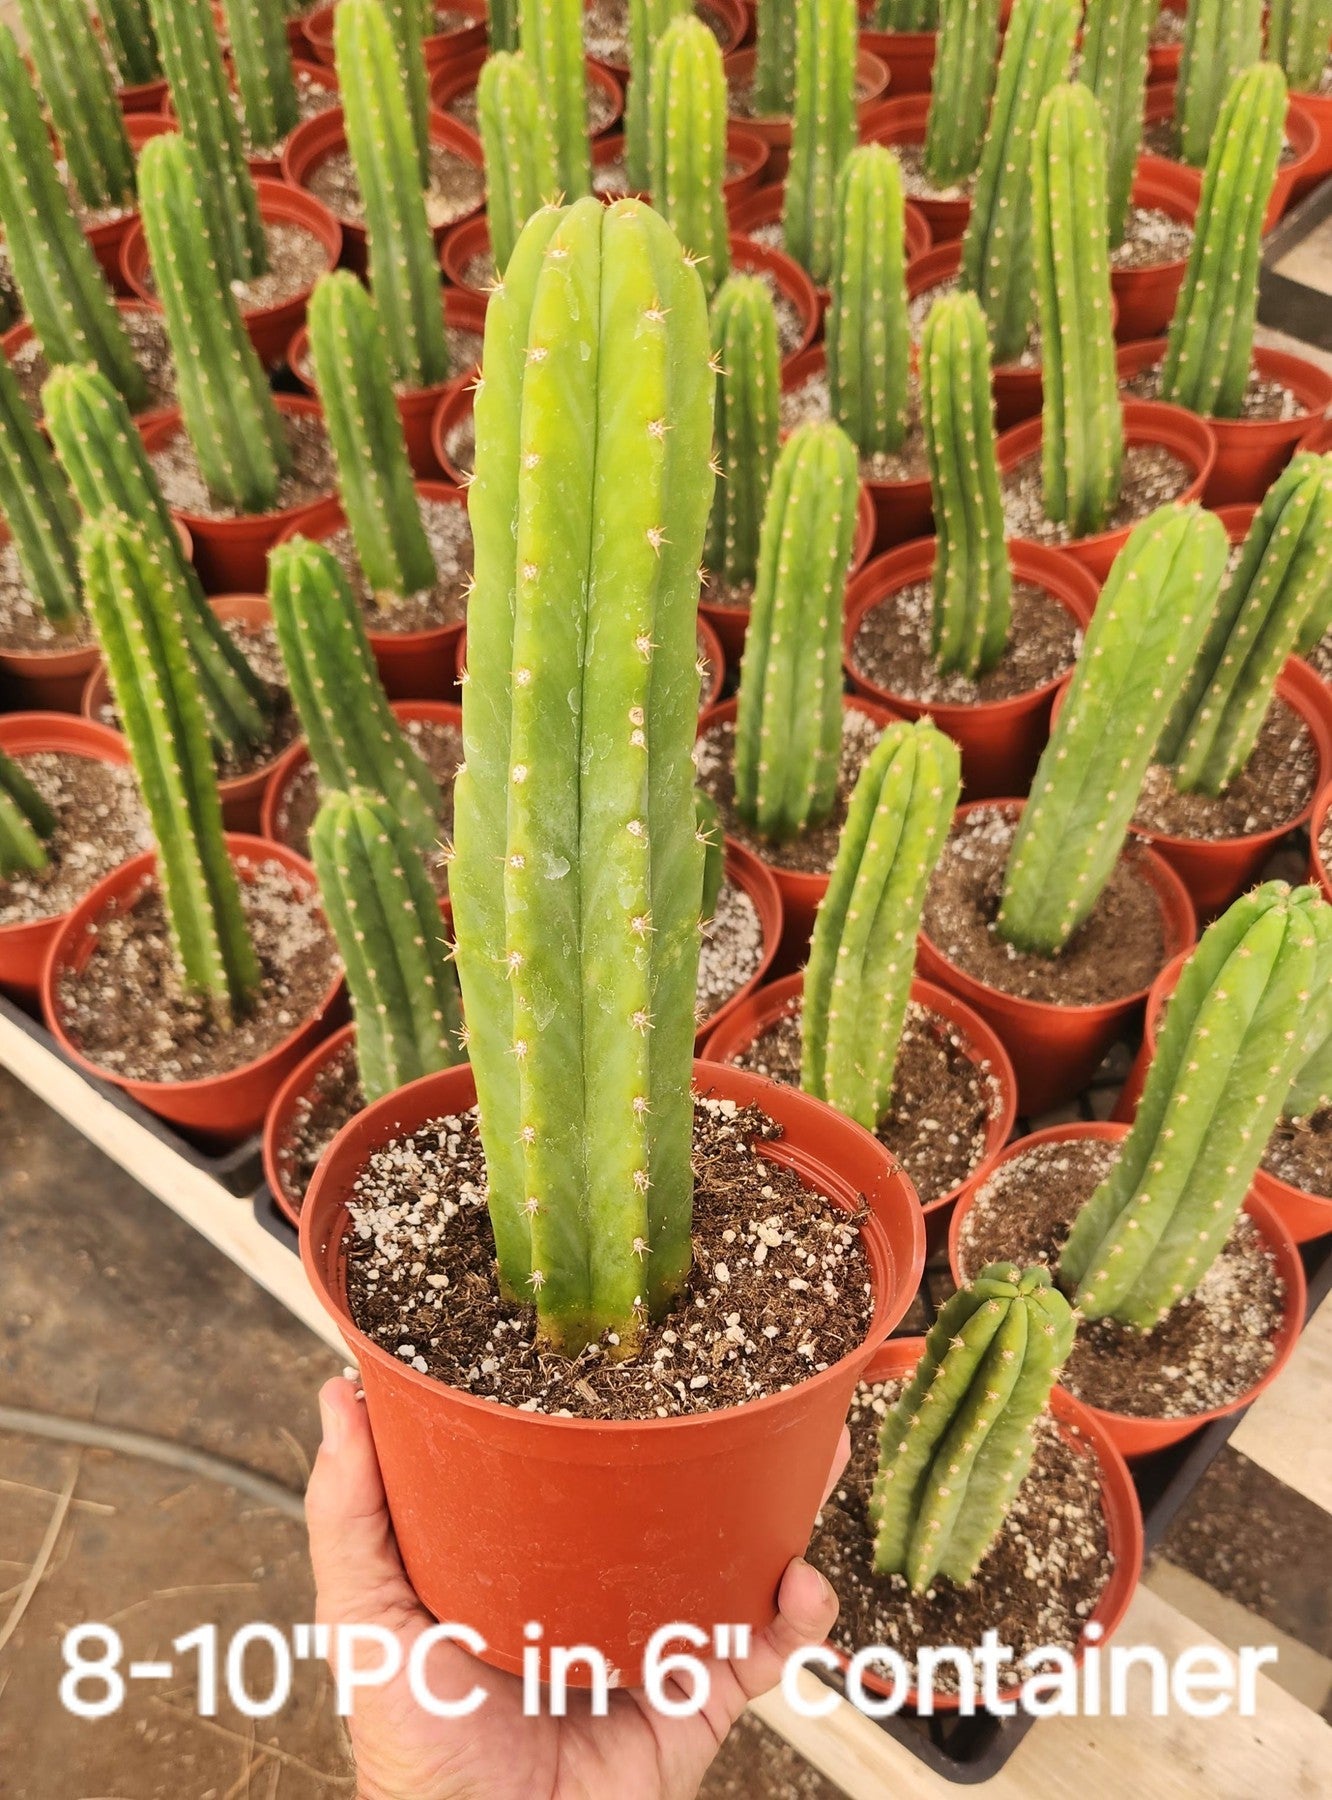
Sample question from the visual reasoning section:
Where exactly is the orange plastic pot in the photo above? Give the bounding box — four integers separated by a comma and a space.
304, 0, 487, 72
1110, 159, 1201, 343
1311, 782, 1332, 903
858, 27, 935, 97
1147, 0, 1185, 84
916, 799, 1197, 1115
41, 833, 344, 1144
2, 298, 177, 432
117, 75, 170, 115
590, 0, 748, 80
263, 1020, 356, 1227
1140, 84, 1319, 230
723, 46, 890, 184
80, 112, 173, 295
729, 234, 820, 371
725, 180, 930, 265
1289, 81, 1332, 200
0, 522, 104, 714
948, 1121, 1308, 1457
863, 95, 970, 243
695, 841, 784, 1047
844, 539, 1099, 799
429, 368, 476, 487
300, 1056, 926, 1682
1299, 413, 1332, 456
430, 49, 623, 139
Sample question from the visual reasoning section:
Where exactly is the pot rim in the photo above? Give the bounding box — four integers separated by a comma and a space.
1113, 339, 1332, 433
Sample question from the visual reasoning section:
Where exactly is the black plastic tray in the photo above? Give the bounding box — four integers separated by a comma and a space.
1260, 175, 1332, 352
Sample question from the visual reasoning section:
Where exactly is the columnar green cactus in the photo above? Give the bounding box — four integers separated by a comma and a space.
0, 353, 85, 635
336, 0, 451, 391
451, 198, 714, 1353
20, 0, 137, 212
825, 144, 909, 459
1175, 0, 1263, 166
960, 0, 1078, 364
802, 719, 961, 1131
625, 0, 689, 193
100, 0, 163, 88
79, 511, 260, 1016
0, 747, 55, 879
782, 0, 857, 287
1159, 64, 1288, 420
997, 505, 1227, 956
380, 0, 434, 186
310, 789, 463, 1103
922, 292, 1011, 679
753, 0, 796, 115
1268, 0, 1332, 92
1286, 927, 1332, 1118
733, 422, 861, 841
477, 52, 559, 274
704, 274, 780, 589
147, 0, 268, 283
1032, 82, 1124, 538
874, 0, 939, 26
1082, 0, 1159, 247
0, 26, 149, 413
1061, 883, 1324, 1327
489, 0, 519, 54
519, 0, 589, 200
923, 0, 1003, 188
649, 16, 730, 290
222, 0, 301, 155
871, 1264, 1075, 1589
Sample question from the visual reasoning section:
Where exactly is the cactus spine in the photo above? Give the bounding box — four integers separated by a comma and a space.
1268, 0, 1332, 92
733, 422, 861, 841
310, 789, 462, 1103
1082, 0, 1159, 247
874, 0, 938, 25
825, 144, 910, 459
477, 52, 559, 274
1032, 82, 1124, 538
705, 274, 780, 589
222, 0, 301, 155
802, 720, 961, 1130
997, 505, 1227, 956
782, 0, 857, 287
19, 0, 136, 212
519, 0, 589, 200
1160, 64, 1287, 420
79, 512, 260, 1016
101, 0, 163, 87
649, 17, 730, 290
451, 198, 714, 1353
489, 0, 519, 54
1061, 883, 1324, 1327
1176, 0, 1264, 166
625, 0, 689, 193
960, 0, 1078, 364
0, 353, 85, 634
872, 1265, 1075, 1589
923, 0, 1003, 188
336, 0, 451, 391
0, 747, 55, 878
753, 0, 796, 115
922, 292, 1011, 679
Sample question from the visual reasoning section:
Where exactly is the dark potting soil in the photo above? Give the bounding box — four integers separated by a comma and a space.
1133, 696, 1318, 840
850, 578, 1081, 707
583, 0, 732, 65
134, 221, 329, 312
148, 409, 336, 520
1109, 204, 1195, 271
698, 876, 764, 1024
956, 1136, 1284, 1418
893, 142, 973, 205
342, 1096, 876, 1419
446, 70, 617, 137
55, 859, 338, 1083
779, 369, 927, 483
1001, 442, 1193, 546
306, 143, 484, 234
1263, 1108, 1332, 1196
1121, 356, 1305, 423
0, 540, 95, 654
279, 1033, 364, 1213
921, 803, 1166, 1007
812, 1378, 1112, 1692
319, 499, 473, 631
732, 995, 1002, 1208
7, 307, 176, 418
694, 708, 888, 877
0, 751, 149, 927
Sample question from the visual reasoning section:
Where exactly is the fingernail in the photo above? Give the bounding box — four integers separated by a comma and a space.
319, 1388, 344, 1454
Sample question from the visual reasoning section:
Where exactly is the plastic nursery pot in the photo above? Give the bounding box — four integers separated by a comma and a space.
1110, 159, 1202, 343
430, 49, 624, 141
916, 799, 1198, 1117
0, 714, 131, 1002
857, 26, 936, 98
40, 833, 344, 1143
1, 300, 174, 431
0, 523, 102, 715
1146, 0, 1185, 85
263, 1020, 357, 1227
588, 0, 749, 80
1141, 84, 1321, 232
590, 124, 771, 210
729, 234, 820, 372
117, 74, 170, 115
947, 1121, 1308, 1457
724, 180, 930, 265
996, 399, 1216, 584
904, 242, 1050, 434
722, 46, 890, 185
862, 95, 971, 244
429, 369, 476, 489
299, 1055, 925, 1682
1289, 77, 1332, 201
1299, 413, 1332, 457
304, 0, 487, 72
1311, 782, 1332, 905
843, 539, 1100, 800
80, 113, 174, 295
694, 841, 784, 1047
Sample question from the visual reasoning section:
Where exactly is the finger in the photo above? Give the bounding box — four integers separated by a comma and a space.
723, 1557, 839, 1707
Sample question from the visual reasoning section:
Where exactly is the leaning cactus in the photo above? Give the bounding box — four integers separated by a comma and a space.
1159, 64, 1287, 420
1082, 0, 1158, 247
336, 0, 451, 391
649, 17, 730, 290
451, 198, 714, 1353
625, 0, 689, 193
922, 292, 1011, 679
783, 0, 858, 287
19, 0, 136, 212
0, 26, 149, 413
489, 0, 519, 53
753, 0, 796, 115
733, 422, 861, 841
997, 505, 1227, 957
520, 0, 589, 200
874, 0, 939, 25
0, 353, 85, 635
1175, 0, 1264, 167
705, 274, 781, 589
1032, 82, 1124, 538
826, 145, 909, 460
222, 0, 301, 155
960, 0, 1078, 363
0, 746, 55, 879
1268, 0, 1332, 92
310, 789, 463, 1103
477, 53, 559, 274
1061, 883, 1325, 1327
924, 0, 1004, 188
872, 1265, 1075, 1589
80, 511, 260, 1017
100, 0, 163, 87
802, 719, 960, 1131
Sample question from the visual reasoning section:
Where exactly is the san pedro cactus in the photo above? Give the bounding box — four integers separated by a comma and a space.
733, 422, 861, 842
519, 0, 589, 200
100, 0, 163, 87
0, 353, 85, 635
921, 292, 1011, 679
1175, 0, 1264, 167
649, 17, 730, 290
704, 274, 780, 589
1061, 883, 1325, 1327
782, 0, 858, 287
1286, 933, 1332, 1119
450, 198, 714, 1354
310, 789, 462, 1103
697, 788, 723, 924
477, 52, 559, 274
960, 0, 1078, 364
147, 0, 268, 283
753, 0, 796, 115
825, 145, 909, 460
625, 0, 689, 193
871, 1265, 1075, 1589
1268, 0, 1332, 92
802, 719, 961, 1130
79, 511, 260, 1017
874, 0, 939, 25
0, 746, 55, 878
336, 0, 451, 390
384, 0, 435, 185
1159, 64, 1288, 420
0, 26, 149, 413
997, 505, 1227, 956
1032, 82, 1124, 538
306, 273, 436, 603
489, 0, 519, 53
19, 0, 136, 212
1082, 0, 1159, 247
924, 0, 1004, 188
222, 0, 301, 155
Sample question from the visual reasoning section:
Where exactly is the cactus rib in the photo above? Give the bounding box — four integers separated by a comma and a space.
826, 144, 910, 459
1175, 0, 1263, 166
20, 0, 137, 211
923, 0, 1003, 188
477, 51, 559, 274
649, 16, 730, 291
705, 273, 780, 589
782, 0, 858, 286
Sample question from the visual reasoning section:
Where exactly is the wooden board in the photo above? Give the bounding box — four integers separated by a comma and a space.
1233, 1296, 1332, 1514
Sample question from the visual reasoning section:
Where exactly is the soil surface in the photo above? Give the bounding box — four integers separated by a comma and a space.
1109, 202, 1195, 270
700, 568, 756, 611
894, 141, 973, 204
726, 64, 880, 122
7, 305, 176, 417
319, 498, 473, 631
135, 219, 329, 312
1133, 696, 1318, 840
1001, 441, 1194, 546
780, 367, 927, 481
697, 874, 765, 1024
306, 141, 484, 233
279, 1031, 364, 1212
0, 537, 96, 654
237, 65, 340, 156
1263, 1108, 1332, 1197
440, 402, 476, 478
0, 751, 150, 927
1122, 356, 1305, 423
745, 262, 806, 360
446, 69, 617, 136
149, 408, 337, 519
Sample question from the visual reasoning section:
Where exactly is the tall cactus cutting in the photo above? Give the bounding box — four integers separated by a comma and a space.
101, 0, 163, 88
649, 17, 730, 290
1175, 0, 1264, 166
489, 0, 519, 53
222, 0, 301, 155
19, 0, 137, 212
872, 1265, 1075, 1589
802, 719, 961, 1131
625, 0, 689, 193
825, 145, 910, 460
705, 274, 780, 590
451, 198, 714, 1353
380, 0, 434, 186
519, 0, 589, 199
0, 352, 85, 636
0, 747, 55, 878
753, 0, 796, 115
923, 0, 1004, 188
783, 0, 858, 286
1268, 0, 1332, 92
477, 52, 559, 274
1082, 0, 1159, 247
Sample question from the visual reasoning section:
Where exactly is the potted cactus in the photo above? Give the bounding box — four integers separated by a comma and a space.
303, 0, 490, 78
1266, 0, 1332, 197
100, 0, 169, 112
859, 0, 942, 99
